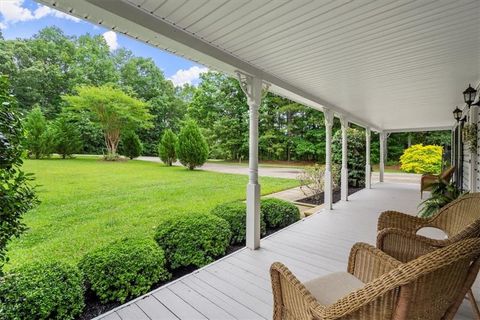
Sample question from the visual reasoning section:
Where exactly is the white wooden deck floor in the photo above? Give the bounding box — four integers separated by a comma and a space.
95, 183, 476, 320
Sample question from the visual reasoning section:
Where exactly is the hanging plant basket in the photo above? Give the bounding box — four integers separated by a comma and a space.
463, 123, 478, 154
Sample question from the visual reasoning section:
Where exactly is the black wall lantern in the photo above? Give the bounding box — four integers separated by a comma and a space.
463, 84, 477, 107
453, 106, 462, 122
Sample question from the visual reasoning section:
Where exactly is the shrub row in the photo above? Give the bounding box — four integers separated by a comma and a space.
0, 239, 170, 319
0, 262, 84, 320
0, 198, 299, 319
211, 198, 300, 245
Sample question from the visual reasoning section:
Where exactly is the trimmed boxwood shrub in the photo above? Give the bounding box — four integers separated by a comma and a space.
79, 238, 170, 303
0, 262, 84, 320
211, 201, 266, 244
155, 213, 231, 269
261, 198, 300, 229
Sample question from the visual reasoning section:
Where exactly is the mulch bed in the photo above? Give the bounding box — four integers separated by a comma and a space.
297, 187, 363, 206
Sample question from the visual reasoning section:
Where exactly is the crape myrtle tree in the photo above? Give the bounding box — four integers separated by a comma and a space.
158, 129, 178, 166
177, 120, 209, 170
0, 75, 38, 273
62, 85, 152, 159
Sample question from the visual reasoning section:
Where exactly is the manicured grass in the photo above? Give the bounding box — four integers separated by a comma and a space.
6, 157, 298, 270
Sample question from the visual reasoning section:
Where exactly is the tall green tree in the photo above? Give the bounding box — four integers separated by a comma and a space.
2, 27, 77, 118
158, 129, 178, 166
120, 131, 143, 159
0, 75, 38, 273
63, 85, 152, 158
118, 56, 185, 155
73, 35, 118, 86
188, 72, 248, 160
177, 120, 209, 170
52, 115, 83, 159
23, 107, 54, 159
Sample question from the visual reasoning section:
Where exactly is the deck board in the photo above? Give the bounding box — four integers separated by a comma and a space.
95, 183, 476, 320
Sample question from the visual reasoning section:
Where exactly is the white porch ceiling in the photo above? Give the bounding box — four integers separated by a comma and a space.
38, 0, 480, 131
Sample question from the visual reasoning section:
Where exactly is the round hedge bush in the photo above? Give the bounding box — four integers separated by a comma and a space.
400, 144, 442, 174
211, 201, 266, 244
78, 238, 170, 303
155, 213, 231, 269
261, 198, 300, 229
0, 262, 84, 320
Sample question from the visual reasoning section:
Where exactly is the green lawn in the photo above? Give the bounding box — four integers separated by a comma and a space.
6, 157, 298, 270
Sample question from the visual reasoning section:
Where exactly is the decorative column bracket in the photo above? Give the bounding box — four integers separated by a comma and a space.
340, 116, 349, 201
236, 71, 269, 250
324, 108, 334, 210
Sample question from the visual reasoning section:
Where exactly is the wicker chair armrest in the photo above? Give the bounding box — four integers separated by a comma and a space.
377, 210, 427, 232
322, 238, 480, 319
270, 262, 326, 320
376, 228, 447, 262
347, 242, 401, 283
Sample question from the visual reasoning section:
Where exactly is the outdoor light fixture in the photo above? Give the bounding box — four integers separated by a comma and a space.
463, 84, 477, 107
453, 107, 462, 122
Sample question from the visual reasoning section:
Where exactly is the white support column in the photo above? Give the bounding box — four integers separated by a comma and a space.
324, 109, 334, 210
379, 131, 386, 183
237, 72, 265, 250
365, 127, 371, 189
340, 116, 348, 201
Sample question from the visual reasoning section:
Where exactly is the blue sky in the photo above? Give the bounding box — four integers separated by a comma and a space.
0, 0, 208, 86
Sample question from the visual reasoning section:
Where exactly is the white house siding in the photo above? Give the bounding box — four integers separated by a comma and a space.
463, 145, 470, 191
462, 106, 480, 192
476, 107, 480, 192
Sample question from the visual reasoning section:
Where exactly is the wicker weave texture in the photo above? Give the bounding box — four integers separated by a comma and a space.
270, 239, 480, 320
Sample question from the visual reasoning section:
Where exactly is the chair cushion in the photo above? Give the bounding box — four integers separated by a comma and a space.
416, 227, 448, 240
304, 272, 364, 306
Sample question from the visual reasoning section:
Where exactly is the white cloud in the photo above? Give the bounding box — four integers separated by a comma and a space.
0, 0, 80, 29
169, 66, 208, 87
0, 22, 6, 30
102, 31, 118, 51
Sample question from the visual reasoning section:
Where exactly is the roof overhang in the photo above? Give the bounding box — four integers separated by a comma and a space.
38, 0, 480, 132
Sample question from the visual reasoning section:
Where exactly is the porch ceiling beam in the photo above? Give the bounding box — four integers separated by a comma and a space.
385, 126, 454, 133
40, 0, 379, 131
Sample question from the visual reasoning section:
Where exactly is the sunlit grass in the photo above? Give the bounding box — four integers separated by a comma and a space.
6, 157, 298, 270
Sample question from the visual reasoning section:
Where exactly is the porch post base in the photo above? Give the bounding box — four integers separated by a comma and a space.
341, 167, 348, 201
365, 165, 371, 189
324, 169, 333, 210
246, 183, 261, 250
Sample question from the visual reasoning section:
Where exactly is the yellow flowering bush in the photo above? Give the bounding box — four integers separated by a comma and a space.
400, 144, 443, 174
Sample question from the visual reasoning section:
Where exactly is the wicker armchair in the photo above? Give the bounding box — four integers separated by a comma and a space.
377, 192, 480, 317
377, 193, 480, 262
420, 166, 455, 199
270, 239, 480, 320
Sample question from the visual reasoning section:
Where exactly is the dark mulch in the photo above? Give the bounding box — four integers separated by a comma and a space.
297, 187, 363, 205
